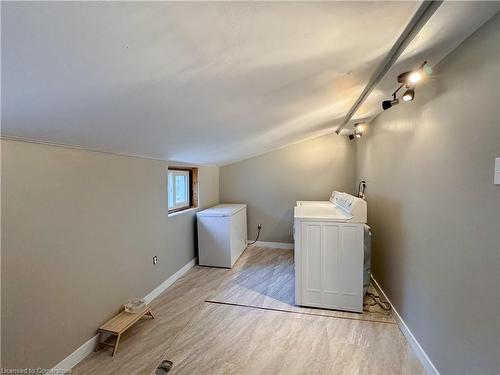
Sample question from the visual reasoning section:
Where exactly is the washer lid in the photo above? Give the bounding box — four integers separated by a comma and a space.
296, 200, 334, 207
294, 206, 356, 222
197, 204, 247, 217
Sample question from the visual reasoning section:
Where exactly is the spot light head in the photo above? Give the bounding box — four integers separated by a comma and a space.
382, 99, 399, 110
402, 88, 415, 102
354, 122, 365, 133
398, 62, 428, 85
398, 69, 424, 85
349, 133, 363, 140
349, 122, 366, 140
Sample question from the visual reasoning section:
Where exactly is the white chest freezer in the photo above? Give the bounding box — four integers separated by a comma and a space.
196, 204, 247, 268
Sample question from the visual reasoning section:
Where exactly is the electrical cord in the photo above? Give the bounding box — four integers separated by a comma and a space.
248, 226, 261, 245
363, 292, 391, 312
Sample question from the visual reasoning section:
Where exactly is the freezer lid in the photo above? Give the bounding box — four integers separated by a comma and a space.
197, 204, 247, 217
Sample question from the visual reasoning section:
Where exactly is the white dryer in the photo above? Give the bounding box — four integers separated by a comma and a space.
294, 192, 367, 312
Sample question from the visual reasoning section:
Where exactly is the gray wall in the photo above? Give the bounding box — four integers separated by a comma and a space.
1, 139, 219, 369
356, 14, 500, 375
220, 134, 357, 243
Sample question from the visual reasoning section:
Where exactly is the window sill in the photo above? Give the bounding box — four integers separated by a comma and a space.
168, 207, 197, 218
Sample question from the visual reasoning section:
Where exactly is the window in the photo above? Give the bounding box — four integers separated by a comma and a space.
167, 167, 198, 214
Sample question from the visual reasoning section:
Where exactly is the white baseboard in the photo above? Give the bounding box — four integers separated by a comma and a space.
144, 258, 197, 304
371, 276, 440, 375
49, 258, 197, 374
47, 335, 99, 374
248, 240, 294, 249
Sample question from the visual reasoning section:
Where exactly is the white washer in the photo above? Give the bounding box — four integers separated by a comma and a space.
294, 192, 367, 312
197, 204, 247, 268
295, 191, 339, 207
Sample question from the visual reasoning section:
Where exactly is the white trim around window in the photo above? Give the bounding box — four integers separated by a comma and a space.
168, 169, 190, 211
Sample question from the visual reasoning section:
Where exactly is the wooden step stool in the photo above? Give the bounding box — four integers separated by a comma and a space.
95, 305, 155, 356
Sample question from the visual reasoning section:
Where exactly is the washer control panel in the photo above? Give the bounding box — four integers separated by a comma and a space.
330, 191, 367, 222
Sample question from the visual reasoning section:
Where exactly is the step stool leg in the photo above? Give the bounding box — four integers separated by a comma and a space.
147, 309, 155, 319
94, 331, 103, 352
112, 334, 121, 357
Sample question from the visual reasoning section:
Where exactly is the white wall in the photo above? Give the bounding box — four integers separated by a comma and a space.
356, 13, 500, 375
1, 139, 219, 369
220, 134, 356, 243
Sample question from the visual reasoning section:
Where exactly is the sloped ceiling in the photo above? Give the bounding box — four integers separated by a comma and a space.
354, 2, 500, 123
1, 2, 498, 166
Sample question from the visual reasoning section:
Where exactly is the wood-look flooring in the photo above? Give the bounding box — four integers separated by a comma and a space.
72, 246, 424, 375
207, 246, 394, 323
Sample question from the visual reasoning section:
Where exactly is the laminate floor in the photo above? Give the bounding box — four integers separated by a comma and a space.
72, 266, 229, 375
72, 246, 424, 375
207, 246, 394, 324
161, 302, 423, 375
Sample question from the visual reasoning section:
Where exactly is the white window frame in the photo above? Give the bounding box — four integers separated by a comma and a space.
168, 169, 191, 211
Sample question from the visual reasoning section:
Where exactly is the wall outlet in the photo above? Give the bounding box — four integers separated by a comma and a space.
152, 256, 158, 265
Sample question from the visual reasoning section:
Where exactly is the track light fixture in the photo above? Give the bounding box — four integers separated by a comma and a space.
349, 122, 366, 140
382, 61, 427, 110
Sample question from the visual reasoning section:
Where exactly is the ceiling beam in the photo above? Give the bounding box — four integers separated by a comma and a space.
335, 0, 443, 135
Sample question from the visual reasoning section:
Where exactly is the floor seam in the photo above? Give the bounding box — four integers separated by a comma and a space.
204, 300, 396, 325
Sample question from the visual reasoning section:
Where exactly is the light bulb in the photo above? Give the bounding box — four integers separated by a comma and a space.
354, 123, 364, 133
408, 71, 422, 83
